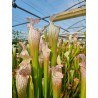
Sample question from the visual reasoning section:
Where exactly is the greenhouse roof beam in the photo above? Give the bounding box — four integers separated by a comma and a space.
12, 0, 85, 27
12, 2, 49, 23
12, 2, 69, 32
53, 7, 86, 22
59, 36, 85, 39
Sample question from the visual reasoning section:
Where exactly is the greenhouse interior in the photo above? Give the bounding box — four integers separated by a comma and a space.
12, 0, 86, 98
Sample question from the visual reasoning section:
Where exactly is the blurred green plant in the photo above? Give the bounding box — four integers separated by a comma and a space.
12, 18, 86, 98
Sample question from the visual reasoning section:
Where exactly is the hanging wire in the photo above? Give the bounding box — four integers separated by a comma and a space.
12, 1, 84, 27
12, 19, 20, 23
20, 0, 49, 27
77, 27, 86, 32
13, 14, 26, 21
20, 0, 46, 16
44, 0, 70, 27
12, 0, 86, 33
76, 0, 85, 28
12, 1, 70, 32
64, 0, 85, 11
61, 0, 86, 33
68, 26, 85, 29
12, 0, 85, 27
68, 18, 85, 28
28, 0, 51, 15
25, 0, 67, 27
62, 19, 86, 33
